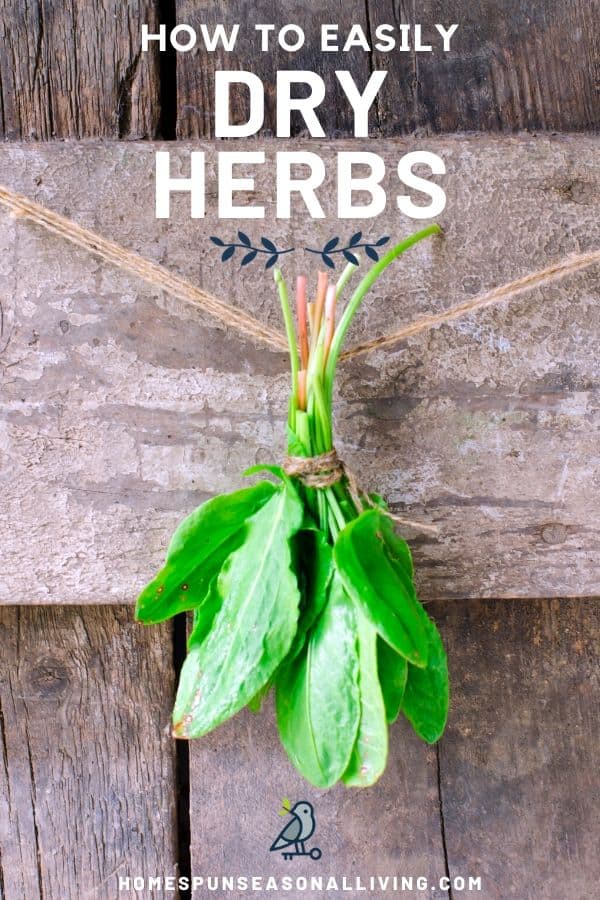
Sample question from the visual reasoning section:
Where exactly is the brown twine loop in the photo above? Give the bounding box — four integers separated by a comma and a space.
284, 449, 344, 489
284, 448, 439, 535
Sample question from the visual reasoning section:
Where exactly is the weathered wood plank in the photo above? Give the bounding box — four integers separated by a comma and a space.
0, 136, 598, 603
174, 0, 372, 139
435, 597, 600, 899
0, 606, 178, 899
368, 0, 600, 134
187, 598, 600, 898
0, 0, 161, 139
174, 0, 600, 137
0, 2, 597, 140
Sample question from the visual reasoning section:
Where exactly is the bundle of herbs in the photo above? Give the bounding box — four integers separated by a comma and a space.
136, 224, 449, 788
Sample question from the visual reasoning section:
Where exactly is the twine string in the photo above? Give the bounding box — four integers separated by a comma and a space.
284, 448, 439, 535
1, 185, 598, 537
341, 250, 600, 360
0, 186, 289, 353
0, 185, 598, 363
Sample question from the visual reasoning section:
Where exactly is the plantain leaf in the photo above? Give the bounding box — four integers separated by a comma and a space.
187, 577, 223, 650
368, 492, 389, 511
377, 637, 408, 723
333, 509, 428, 667
401, 606, 449, 743
276, 573, 360, 788
343, 612, 388, 787
135, 481, 277, 624
247, 679, 272, 714
287, 527, 333, 661
172, 482, 304, 738
286, 424, 309, 457
243, 463, 288, 483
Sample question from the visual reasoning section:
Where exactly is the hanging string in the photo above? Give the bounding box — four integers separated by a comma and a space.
1, 185, 598, 365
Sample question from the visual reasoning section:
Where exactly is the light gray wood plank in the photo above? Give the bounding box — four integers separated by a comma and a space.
0, 136, 598, 603
0, 606, 178, 899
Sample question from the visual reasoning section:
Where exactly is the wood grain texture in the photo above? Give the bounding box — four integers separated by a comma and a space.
188, 702, 447, 897
174, 0, 372, 139
0, 136, 599, 604
0, 0, 161, 140
0, 1, 598, 139
367, 0, 600, 134
435, 597, 600, 900
174, 0, 600, 137
0, 606, 178, 899
188, 598, 600, 899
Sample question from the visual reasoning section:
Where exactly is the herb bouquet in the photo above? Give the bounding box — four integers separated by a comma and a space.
136, 225, 449, 788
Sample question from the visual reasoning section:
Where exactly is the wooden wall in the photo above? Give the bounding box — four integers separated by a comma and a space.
0, 1, 598, 140
0, 2, 598, 899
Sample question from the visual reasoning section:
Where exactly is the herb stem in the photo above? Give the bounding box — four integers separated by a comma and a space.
275, 268, 300, 416
324, 225, 442, 396
335, 260, 358, 300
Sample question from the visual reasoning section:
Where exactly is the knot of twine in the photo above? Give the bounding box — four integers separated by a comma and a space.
284, 448, 438, 535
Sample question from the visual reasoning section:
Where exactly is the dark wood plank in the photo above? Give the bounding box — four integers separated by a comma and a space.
1, 137, 599, 603
188, 701, 447, 896
0, 0, 161, 139
368, 0, 600, 134
0, 606, 178, 899
434, 597, 600, 899
174, 0, 372, 139
174, 1, 600, 137
188, 599, 600, 898
0, 1, 597, 139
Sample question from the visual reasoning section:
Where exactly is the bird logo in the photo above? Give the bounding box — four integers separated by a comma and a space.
270, 800, 322, 860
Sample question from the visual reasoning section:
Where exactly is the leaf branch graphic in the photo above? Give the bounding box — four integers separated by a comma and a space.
304, 232, 390, 269
210, 232, 391, 269
210, 232, 295, 269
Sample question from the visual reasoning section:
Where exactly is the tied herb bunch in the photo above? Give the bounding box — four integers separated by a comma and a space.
136, 225, 449, 788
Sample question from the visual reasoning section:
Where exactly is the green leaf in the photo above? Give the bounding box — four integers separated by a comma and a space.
368, 492, 389, 511
172, 482, 304, 738
377, 637, 408, 724
343, 612, 388, 787
247, 679, 272, 714
401, 607, 449, 743
275, 573, 360, 788
135, 481, 277, 624
333, 509, 428, 668
243, 463, 288, 483
187, 577, 223, 650
286, 424, 309, 456
287, 528, 333, 661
